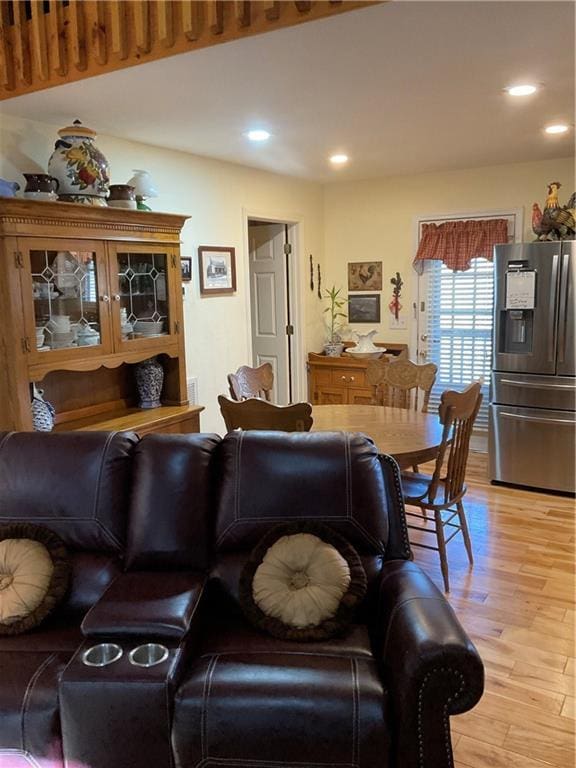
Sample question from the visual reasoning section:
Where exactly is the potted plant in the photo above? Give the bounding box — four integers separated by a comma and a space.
323, 285, 347, 357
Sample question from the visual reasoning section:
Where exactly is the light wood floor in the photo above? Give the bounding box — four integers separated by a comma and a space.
409, 452, 575, 768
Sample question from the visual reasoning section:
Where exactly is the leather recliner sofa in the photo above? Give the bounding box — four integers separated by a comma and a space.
0, 429, 483, 768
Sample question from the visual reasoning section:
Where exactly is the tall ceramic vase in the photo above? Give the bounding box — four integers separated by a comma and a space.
31, 384, 55, 431
134, 357, 164, 409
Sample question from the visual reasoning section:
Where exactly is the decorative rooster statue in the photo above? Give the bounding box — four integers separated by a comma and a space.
532, 182, 575, 241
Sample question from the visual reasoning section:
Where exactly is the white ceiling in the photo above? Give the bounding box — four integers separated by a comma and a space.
1, 1, 574, 182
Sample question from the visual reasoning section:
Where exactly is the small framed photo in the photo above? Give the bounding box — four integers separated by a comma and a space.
198, 246, 236, 296
348, 294, 381, 323
348, 261, 382, 291
180, 257, 192, 282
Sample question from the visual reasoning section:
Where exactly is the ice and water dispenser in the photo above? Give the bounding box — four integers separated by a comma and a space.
496, 261, 536, 356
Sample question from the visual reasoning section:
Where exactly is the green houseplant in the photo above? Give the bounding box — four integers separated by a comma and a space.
323, 285, 347, 357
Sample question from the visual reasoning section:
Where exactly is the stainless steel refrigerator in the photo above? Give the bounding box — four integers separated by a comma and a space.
489, 240, 575, 494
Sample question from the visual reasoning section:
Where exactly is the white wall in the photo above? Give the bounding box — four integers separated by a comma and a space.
0, 113, 325, 432
324, 157, 575, 351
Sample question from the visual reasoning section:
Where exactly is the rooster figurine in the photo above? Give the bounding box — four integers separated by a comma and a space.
532, 182, 575, 241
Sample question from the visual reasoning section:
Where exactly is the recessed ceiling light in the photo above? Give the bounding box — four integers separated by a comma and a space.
246, 130, 271, 142
544, 124, 569, 135
506, 84, 537, 97
330, 154, 349, 165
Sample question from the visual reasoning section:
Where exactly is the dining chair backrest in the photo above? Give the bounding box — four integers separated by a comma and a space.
365, 357, 391, 405
427, 381, 483, 504
227, 363, 274, 402
218, 396, 313, 433
366, 359, 437, 411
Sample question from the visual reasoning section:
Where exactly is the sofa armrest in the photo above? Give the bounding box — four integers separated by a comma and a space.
81, 570, 206, 640
373, 560, 483, 768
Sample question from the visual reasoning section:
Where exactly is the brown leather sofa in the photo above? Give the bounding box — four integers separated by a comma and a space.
0, 429, 483, 768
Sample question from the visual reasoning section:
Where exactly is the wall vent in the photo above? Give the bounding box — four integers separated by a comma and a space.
187, 376, 199, 405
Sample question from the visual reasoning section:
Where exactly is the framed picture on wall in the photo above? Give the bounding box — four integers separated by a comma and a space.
198, 246, 236, 296
181, 257, 192, 282
348, 294, 381, 323
348, 261, 382, 291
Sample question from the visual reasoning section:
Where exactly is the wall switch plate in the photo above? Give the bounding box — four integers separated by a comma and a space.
389, 315, 407, 330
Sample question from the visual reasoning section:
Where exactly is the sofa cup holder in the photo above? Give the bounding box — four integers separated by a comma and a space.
129, 643, 169, 668
82, 643, 123, 667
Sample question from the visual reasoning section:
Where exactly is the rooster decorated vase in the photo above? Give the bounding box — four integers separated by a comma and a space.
48, 120, 110, 200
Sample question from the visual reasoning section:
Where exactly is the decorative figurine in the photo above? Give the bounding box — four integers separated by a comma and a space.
389, 272, 403, 320
532, 182, 575, 241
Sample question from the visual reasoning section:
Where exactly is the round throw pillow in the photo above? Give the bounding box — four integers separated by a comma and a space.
0, 523, 70, 635
240, 522, 367, 641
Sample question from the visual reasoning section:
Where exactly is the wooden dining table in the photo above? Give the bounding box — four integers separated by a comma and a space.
312, 404, 444, 469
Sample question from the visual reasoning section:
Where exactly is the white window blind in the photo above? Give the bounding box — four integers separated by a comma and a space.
424, 257, 494, 430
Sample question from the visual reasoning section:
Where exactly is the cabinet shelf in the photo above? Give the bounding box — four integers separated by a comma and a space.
54, 404, 204, 436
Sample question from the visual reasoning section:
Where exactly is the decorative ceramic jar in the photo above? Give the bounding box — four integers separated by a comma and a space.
48, 120, 110, 202
134, 357, 164, 409
31, 385, 55, 432
323, 342, 345, 357
107, 184, 137, 210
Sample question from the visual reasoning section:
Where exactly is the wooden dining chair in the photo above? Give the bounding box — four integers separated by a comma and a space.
218, 395, 313, 432
227, 363, 274, 402
366, 358, 437, 411
401, 381, 482, 592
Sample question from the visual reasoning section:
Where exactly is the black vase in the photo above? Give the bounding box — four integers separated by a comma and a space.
134, 357, 164, 409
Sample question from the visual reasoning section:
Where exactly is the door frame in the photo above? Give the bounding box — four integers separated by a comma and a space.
242, 209, 304, 402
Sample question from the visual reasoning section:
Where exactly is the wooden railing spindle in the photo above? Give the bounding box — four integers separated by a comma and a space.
12, 0, 31, 85
181, 0, 200, 41
109, 0, 129, 60
0, 2, 15, 90
48, 0, 67, 76
68, 0, 87, 71
134, 0, 151, 52
30, 0, 49, 80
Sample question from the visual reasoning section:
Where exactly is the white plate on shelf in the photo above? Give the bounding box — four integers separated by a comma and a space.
132, 332, 168, 339
37, 346, 51, 352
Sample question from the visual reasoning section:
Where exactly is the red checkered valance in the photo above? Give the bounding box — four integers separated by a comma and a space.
413, 218, 509, 272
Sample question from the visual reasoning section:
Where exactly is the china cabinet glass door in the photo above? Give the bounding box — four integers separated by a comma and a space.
20, 238, 111, 360
109, 244, 178, 350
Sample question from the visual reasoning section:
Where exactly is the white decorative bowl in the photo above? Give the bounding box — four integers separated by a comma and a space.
345, 349, 383, 359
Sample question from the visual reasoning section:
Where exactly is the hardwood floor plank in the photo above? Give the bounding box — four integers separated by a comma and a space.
504, 725, 575, 767
511, 661, 575, 697
561, 696, 575, 720
454, 735, 557, 768
484, 671, 566, 715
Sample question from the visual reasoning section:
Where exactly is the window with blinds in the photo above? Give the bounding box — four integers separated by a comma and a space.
423, 257, 494, 430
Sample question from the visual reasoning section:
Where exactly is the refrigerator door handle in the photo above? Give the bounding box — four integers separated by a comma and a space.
500, 411, 574, 426
547, 253, 560, 363
500, 379, 576, 390
557, 252, 570, 363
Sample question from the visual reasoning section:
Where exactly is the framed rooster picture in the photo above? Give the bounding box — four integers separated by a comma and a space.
348, 261, 382, 291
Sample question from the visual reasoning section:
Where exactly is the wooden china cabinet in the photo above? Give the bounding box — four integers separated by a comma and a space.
0, 198, 202, 434
307, 343, 409, 405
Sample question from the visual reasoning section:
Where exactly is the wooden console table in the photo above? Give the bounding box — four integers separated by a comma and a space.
307, 343, 408, 405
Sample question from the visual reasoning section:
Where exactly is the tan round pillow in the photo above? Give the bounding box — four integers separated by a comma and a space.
0, 523, 70, 635
253, 533, 351, 628
240, 522, 367, 641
